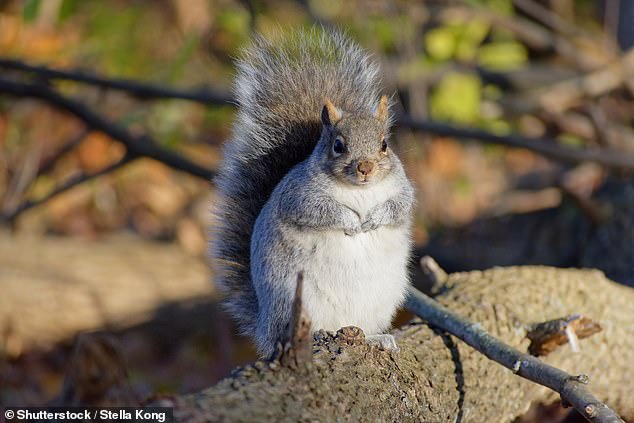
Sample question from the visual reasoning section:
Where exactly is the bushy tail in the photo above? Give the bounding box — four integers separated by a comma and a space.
211, 28, 383, 333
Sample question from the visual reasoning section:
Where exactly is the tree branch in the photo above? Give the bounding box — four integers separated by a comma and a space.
2, 153, 135, 222
397, 114, 634, 172
406, 278, 623, 422
436, 5, 590, 68
0, 78, 216, 222
0, 78, 215, 180
512, 0, 585, 37
38, 128, 91, 175
4, 58, 634, 173
4, 56, 634, 224
0, 58, 233, 106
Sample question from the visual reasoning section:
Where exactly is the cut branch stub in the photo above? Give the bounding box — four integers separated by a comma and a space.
279, 272, 312, 368
420, 255, 448, 288
405, 284, 623, 422
527, 315, 602, 356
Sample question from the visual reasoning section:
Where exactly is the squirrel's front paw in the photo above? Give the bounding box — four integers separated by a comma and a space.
344, 225, 361, 236
365, 334, 400, 353
361, 218, 379, 232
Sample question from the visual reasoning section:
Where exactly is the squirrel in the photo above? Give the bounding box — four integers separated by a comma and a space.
211, 29, 415, 358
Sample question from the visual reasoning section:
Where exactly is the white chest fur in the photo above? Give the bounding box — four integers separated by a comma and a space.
293, 174, 411, 335
329, 173, 399, 218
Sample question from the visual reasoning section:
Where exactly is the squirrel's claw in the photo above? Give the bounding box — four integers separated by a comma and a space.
365, 334, 400, 353
344, 226, 361, 236
361, 219, 379, 232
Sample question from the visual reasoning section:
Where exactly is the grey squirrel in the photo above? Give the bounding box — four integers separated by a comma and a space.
212, 29, 415, 357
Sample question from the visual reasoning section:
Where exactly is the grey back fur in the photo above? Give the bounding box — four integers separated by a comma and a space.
211, 28, 384, 333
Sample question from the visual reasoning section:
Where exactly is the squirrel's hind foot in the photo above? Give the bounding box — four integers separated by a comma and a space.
365, 334, 400, 353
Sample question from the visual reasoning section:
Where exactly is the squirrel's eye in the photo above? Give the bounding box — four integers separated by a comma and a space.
381, 138, 388, 153
333, 137, 346, 155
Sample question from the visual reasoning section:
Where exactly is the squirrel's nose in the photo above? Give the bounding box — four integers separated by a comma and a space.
357, 160, 375, 176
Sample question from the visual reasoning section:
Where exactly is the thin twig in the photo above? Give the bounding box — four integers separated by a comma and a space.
0, 78, 215, 221
3, 62, 634, 179
0, 78, 215, 181
38, 128, 91, 175
534, 49, 634, 113
512, 0, 584, 37
406, 260, 624, 423
437, 6, 598, 69
0, 58, 233, 106
6, 58, 634, 172
586, 103, 614, 149
397, 114, 634, 172
1, 138, 43, 216
2, 154, 135, 222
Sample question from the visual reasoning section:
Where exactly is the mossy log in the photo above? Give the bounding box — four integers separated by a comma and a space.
167, 266, 634, 422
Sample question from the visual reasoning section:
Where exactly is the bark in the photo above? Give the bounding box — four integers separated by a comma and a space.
166, 266, 634, 422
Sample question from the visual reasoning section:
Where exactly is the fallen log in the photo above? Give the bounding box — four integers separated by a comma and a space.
162, 266, 634, 422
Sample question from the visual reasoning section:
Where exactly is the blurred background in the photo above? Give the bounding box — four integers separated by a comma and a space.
1, 0, 633, 419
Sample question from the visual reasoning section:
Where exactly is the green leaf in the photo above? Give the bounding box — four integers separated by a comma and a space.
478, 41, 527, 70
455, 19, 490, 62
217, 8, 250, 35
22, 0, 41, 22
431, 72, 482, 124
58, 0, 80, 22
167, 34, 199, 83
204, 106, 235, 128
83, 5, 154, 77
397, 56, 433, 85
370, 18, 397, 51
485, 119, 511, 135
463, 0, 514, 15
425, 27, 456, 61
485, 0, 514, 15
454, 176, 471, 196
557, 134, 585, 148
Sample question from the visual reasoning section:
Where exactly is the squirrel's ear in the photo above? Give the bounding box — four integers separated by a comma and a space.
375, 95, 389, 123
321, 98, 341, 127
